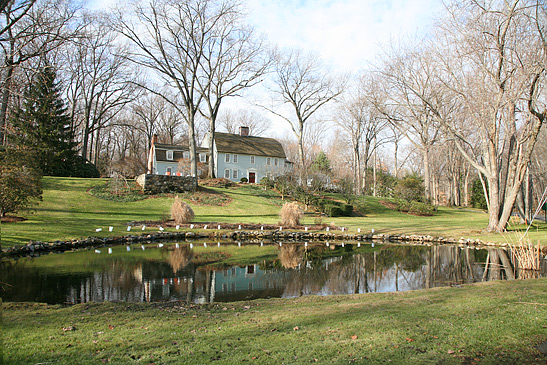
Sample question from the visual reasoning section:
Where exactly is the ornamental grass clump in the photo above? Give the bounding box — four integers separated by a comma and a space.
280, 201, 303, 227
171, 196, 194, 224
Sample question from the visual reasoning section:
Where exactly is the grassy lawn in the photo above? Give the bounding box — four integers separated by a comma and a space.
1, 176, 546, 247
3, 278, 547, 364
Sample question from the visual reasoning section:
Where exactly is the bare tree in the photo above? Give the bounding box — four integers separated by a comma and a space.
197, 0, 270, 177
218, 108, 270, 136
0, 0, 35, 37
66, 12, 138, 164
261, 49, 345, 176
116, 0, 251, 182
336, 76, 387, 195
404, 0, 546, 231
376, 48, 442, 202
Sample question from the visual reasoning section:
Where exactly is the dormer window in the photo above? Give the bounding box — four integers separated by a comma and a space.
167, 150, 173, 160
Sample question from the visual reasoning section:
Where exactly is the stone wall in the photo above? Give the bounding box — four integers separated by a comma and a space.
139, 174, 197, 194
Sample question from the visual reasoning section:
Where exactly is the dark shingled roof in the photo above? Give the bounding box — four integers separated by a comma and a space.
154, 143, 209, 162
214, 132, 286, 158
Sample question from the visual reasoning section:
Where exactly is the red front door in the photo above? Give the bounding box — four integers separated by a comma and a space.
249, 172, 256, 183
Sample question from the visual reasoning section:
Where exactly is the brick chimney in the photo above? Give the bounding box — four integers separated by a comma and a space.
239, 126, 250, 136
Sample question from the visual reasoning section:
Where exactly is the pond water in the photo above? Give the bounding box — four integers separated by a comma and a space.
1, 242, 545, 305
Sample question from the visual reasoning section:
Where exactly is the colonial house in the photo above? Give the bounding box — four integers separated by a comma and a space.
147, 127, 292, 182
147, 135, 209, 177
201, 126, 291, 183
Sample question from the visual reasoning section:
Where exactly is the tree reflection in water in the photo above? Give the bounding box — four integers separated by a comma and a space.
1, 243, 544, 304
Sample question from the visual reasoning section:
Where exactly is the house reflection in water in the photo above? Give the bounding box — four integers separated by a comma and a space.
2, 244, 545, 305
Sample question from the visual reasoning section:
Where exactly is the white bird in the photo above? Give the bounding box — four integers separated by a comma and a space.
127, 226, 131, 231
190, 243, 193, 249
142, 225, 146, 230
108, 248, 112, 254
126, 246, 131, 251
158, 243, 164, 248
176, 225, 180, 230
94, 249, 101, 254
204, 242, 207, 247
141, 245, 145, 250
95, 228, 102, 232
109, 226, 113, 232
175, 243, 180, 248
159, 226, 164, 231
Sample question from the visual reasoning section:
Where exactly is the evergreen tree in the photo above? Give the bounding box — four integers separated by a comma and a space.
11, 64, 77, 176
311, 151, 331, 174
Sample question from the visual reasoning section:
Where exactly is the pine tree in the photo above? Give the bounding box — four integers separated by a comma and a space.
11, 64, 77, 176
311, 151, 331, 174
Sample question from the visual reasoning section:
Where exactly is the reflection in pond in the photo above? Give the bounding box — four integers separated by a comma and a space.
1, 243, 545, 305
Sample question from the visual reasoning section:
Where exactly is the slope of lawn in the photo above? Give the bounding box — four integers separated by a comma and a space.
1, 176, 545, 248
3, 278, 547, 364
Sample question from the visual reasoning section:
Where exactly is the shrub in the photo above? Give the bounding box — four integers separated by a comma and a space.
260, 176, 274, 189
395, 199, 434, 216
394, 175, 425, 202
409, 201, 434, 216
323, 204, 343, 217
171, 196, 194, 224
280, 201, 303, 227
395, 199, 412, 212
240, 177, 248, 183
341, 204, 354, 216
0, 146, 42, 218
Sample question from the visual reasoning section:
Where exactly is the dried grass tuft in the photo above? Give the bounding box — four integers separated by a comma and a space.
280, 201, 303, 227
171, 196, 194, 224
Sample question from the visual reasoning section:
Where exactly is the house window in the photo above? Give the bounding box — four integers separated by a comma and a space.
232, 169, 238, 179
166, 167, 172, 175
267, 157, 271, 166
199, 153, 206, 163
224, 169, 230, 179
183, 151, 190, 160
250, 155, 255, 164
233, 154, 238, 163
167, 150, 173, 160
225, 154, 230, 163
274, 158, 278, 167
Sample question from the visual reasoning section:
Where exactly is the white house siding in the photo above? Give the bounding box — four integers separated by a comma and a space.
216, 152, 287, 183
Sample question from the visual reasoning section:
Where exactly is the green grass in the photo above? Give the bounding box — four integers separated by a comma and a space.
1, 176, 546, 247
3, 278, 547, 364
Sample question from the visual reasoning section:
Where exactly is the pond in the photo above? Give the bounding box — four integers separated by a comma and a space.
1, 241, 545, 305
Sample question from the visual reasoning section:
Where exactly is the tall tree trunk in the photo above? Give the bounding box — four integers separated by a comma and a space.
0, 58, 14, 145
423, 145, 431, 202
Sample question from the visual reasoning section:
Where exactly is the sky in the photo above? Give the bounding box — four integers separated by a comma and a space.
244, 0, 443, 73
90, 0, 443, 74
